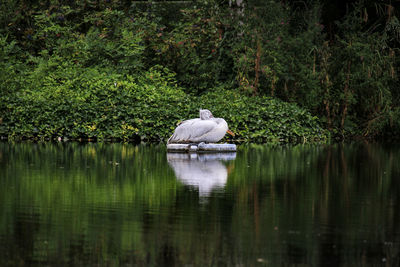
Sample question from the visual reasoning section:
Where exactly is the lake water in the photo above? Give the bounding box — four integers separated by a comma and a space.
0, 142, 399, 266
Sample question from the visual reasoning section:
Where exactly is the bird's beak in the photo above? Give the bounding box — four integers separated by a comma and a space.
227, 129, 235, 136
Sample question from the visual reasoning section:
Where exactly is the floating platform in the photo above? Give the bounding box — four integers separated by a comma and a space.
167, 143, 237, 153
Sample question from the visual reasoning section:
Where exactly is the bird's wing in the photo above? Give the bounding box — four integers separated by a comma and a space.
168, 119, 217, 143
177, 118, 198, 127
184, 120, 217, 139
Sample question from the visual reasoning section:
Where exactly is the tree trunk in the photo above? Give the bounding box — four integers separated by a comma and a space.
341, 60, 352, 129
253, 39, 261, 95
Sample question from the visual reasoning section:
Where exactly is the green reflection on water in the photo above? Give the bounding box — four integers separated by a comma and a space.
0, 142, 399, 266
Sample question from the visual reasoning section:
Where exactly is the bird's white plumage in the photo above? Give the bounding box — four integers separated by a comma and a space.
168, 110, 229, 144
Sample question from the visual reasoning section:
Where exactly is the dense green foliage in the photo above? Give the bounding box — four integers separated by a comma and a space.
0, 0, 398, 141
0, 67, 327, 142
198, 89, 327, 142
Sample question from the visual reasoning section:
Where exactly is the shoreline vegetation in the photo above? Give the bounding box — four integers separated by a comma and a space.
1, 1, 398, 143
0, 85, 330, 143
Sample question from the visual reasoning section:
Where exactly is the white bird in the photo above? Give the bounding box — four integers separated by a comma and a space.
167, 109, 234, 144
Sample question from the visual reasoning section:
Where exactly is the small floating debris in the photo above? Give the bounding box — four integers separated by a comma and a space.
167, 143, 236, 153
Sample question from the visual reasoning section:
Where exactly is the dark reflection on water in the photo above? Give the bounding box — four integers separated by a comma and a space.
0, 142, 399, 266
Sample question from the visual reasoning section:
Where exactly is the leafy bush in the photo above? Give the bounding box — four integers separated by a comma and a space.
195, 89, 328, 143
3, 62, 189, 141
2, 68, 328, 142
0, 34, 26, 135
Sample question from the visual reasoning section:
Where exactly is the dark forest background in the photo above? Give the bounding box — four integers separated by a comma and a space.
0, 0, 399, 142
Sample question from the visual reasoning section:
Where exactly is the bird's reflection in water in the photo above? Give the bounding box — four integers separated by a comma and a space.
167, 152, 236, 198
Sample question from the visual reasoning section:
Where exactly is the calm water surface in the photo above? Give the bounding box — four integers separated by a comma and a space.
0, 142, 399, 266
